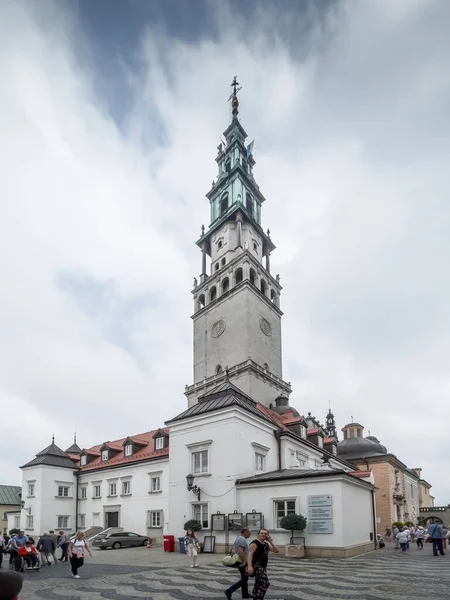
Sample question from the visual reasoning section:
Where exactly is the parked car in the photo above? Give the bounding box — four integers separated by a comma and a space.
93, 532, 150, 550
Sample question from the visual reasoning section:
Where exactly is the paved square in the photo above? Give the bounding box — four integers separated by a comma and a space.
13, 542, 450, 599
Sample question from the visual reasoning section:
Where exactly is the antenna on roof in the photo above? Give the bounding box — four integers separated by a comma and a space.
52, 434, 55, 444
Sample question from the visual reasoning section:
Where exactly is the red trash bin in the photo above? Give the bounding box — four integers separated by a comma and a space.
163, 535, 175, 552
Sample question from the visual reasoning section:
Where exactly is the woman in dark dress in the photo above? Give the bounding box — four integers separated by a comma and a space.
247, 529, 279, 599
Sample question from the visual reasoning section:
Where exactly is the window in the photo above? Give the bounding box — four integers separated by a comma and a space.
27, 483, 35, 497
80, 455, 87, 466
198, 294, 205, 310
270, 289, 276, 303
192, 503, 209, 529
318, 436, 323, 448
275, 500, 296, 528
349, 429, 355, 438
210, 286, 217, 301
79, 514, 86, 528
249, 268, 256, 285
151, 476, 161, 493
215, 263, 219, 272
234, 267, 243, 285
57, 516, 69, 529
125, 444, 132, 457
242, 158, 247, 172
225, 158, 231, 173
300, 426, 307, 439
220, 193, 228, 216
14, 516, 20, 529
221, 257, 226, 266
260, 279, 267, 295
155, 437, 164, 450
215, 364, 223, 375
289, 450, 307, 468
80, 487, 87, 500
109, 483, 117, 497
94, 485, 101, 498
255, 453, 266, 472
218, 240, 223, 249
149, 511, 162, 528
193, 450, 208, 474
221, 277, 229, 294
122, 481, 131, 495
253, 241, 257, 251
26, 515, 33, 529
246, 193, 253, 216
57, 486, 69, 497
102, 450, 109, 462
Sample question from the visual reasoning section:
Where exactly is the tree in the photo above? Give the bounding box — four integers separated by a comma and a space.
183, 519, 202, 532
392, 521, 404, 530
279, 514, 307, 542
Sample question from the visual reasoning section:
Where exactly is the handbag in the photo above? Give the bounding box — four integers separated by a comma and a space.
222, 551, 241, 567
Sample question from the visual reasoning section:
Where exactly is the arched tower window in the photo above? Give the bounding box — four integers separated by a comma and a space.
210, 286, 217, 302
215, 364, 223, 375
220, 193, 229, 217
222, 277, 229, 294
221, 257, 226, 266
242, 158, 247, 173
261, 279, 267, 295
234, 268, 243, 285
198, 294, 205, 310
215, 262, 220, 271
249, 268, 256, 285
225, 158, 231, 173
270, 289, 276, 302
246, 193, 253, 217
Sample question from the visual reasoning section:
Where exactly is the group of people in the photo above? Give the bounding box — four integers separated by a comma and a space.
185, 526, 279, 600
393, 522, 449, 556
0, 530, 91, 579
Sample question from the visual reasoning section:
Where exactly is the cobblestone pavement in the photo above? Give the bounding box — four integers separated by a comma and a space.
14, 543, 450, 599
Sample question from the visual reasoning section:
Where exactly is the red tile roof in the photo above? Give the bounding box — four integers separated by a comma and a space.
349, 470, 371, 478
307, 427, 320, 435
324, 437, 336, 444
76, 429, 169, 472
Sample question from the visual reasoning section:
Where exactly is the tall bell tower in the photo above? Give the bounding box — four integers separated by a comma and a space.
185, 79, 292, 407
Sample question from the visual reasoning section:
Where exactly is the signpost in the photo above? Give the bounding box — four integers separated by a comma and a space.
308, 495, 333, 534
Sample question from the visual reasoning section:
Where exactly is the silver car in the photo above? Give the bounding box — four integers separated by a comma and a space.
93, 531, 150, 550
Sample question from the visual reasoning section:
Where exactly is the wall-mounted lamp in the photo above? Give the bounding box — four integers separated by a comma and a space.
20, 500, 25, 509
186, 474, 201, 501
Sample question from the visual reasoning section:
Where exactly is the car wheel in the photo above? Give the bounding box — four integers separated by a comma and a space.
142, 539, 148, 546
112, 542, 121, 550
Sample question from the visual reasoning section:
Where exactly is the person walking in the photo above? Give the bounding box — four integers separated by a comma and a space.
0, 533, 5, 568
37, 532, 56, 566
396, 527, 409, 553
428, 521, 445, 556
10, 532, 28, 569
68, 532, 92, 578
48, 531, 59, 564
415, 526, 425, 549
184, 529, 200, 568
224, 527, 253, 599
247, 529, 279, 600
393, 525, 399, 549
58, 531, 69, 562
0, 571, 24, 600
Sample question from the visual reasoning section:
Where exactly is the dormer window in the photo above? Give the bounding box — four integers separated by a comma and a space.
80, 455, 87, 466
155, 437, 164, 450
101, 450, 109, 462
300, 426, 307, 439
125, 444, 132, 457
318, 436, 323, 448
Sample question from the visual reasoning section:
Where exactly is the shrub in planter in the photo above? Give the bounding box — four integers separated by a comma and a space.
392, 522, 404, 529
9, 528, 20, 536
280, 514, 307, 542
183, 519, 202, 532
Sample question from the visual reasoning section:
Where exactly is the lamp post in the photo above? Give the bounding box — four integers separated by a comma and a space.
186, 474, 201, 501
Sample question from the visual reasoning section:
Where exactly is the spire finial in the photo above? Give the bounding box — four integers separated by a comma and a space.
228, 76, 242, 117
74, 432, 77, 444
351, 415, 354, 422
52, 434, 55, 444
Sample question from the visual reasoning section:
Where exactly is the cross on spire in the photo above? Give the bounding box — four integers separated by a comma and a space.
52, 434, 55, 444
228, 76, 242, 117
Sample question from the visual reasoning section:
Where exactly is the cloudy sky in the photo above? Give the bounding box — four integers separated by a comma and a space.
1, 0, 449, 504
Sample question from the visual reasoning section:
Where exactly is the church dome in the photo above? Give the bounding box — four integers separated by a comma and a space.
365, 436, 387, 454
271, 395, 300, 417
337, 436, 387, 459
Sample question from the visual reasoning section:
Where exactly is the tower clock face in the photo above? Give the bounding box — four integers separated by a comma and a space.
211, 319, 226, 338
260, 317, 272, 337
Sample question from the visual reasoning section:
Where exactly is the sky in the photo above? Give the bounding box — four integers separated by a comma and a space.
1, 0, 449, 504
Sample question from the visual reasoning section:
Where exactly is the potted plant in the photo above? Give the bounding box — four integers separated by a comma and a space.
280, 514, 307, 558
392, 521, 404, 530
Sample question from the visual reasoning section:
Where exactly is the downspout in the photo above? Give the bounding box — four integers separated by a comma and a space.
371, 489, 377, 550
274, 430, 282, 470
75, 470, 79, 533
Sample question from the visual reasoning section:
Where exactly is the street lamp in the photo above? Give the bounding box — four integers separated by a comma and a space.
20, 501, 25, 509
186, 474, 201, 501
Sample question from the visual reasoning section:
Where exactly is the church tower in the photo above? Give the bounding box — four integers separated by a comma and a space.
185, 79, 292, 407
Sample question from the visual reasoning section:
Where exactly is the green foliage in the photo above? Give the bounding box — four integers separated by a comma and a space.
385, 527, 392, 537
184, 519, 202, 532
392, 521, 404, 529
9, 528, 20, 536
279, 514, 307, 533
404, 521, 414, 527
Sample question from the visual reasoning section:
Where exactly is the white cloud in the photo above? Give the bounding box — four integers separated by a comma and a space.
1, 0, 449, 505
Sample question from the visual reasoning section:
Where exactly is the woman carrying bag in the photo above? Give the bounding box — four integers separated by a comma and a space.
247, 529, 279, 600
184, 529, 200, 568
68, 532, 92, 578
